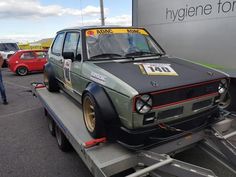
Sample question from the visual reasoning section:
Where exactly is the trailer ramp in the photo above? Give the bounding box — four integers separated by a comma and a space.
125, 152, 216, 177
201, 113, 236, 169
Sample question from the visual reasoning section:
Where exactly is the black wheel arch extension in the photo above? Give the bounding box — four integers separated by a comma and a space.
83, 82, 119, 124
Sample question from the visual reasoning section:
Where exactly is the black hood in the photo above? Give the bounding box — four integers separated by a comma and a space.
95, 57, 226, 93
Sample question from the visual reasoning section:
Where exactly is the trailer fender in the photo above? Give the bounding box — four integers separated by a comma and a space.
83, 83, 119, 124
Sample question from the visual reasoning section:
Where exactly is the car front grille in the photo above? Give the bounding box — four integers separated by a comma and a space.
151, 80, 219, 109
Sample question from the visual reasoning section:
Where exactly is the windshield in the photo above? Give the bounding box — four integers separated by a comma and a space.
0, 43, 19, 51
85, 28, 164, 60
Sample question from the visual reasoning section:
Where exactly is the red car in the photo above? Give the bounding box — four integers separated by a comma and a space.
8, 50, 48, 76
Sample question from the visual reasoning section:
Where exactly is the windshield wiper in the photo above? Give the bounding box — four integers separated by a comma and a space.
90, 53, 122, 59
125, 51, 163, 58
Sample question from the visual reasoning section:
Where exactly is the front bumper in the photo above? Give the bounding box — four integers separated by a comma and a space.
110, 106, 219, 150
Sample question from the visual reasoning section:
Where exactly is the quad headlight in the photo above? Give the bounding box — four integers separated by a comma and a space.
136, 94, 152, 114
218, 79, 228, 94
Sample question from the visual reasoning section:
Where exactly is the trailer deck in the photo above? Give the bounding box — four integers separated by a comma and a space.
34, 86, 236, 177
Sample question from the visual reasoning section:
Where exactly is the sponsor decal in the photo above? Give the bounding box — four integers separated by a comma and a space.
135, 63, 178, 76
90, 72, 107, 85
86, 28, 148, 36
63, 59, 72, 89
97, 29, 113, 35
86, 30, 95, 36
165, 0, 236, 23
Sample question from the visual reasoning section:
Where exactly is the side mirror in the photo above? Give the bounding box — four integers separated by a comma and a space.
62, 52, 75, 61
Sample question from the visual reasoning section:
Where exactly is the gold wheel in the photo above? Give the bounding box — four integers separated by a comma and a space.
83, 96, 96, 133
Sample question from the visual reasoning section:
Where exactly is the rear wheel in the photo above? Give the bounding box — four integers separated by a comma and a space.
83, 93, 105, 138
44, 108, 55, 136
16, 66, 28, 76
55, 125, 71, 152
44, 70, 60, 92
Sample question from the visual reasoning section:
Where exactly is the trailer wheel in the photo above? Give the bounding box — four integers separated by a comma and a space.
47, 117, 55, 136
44, 70, 60, 92
83, 92, 105, 138
55, 125, 71, 152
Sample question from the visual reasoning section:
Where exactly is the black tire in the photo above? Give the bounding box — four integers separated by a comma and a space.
47, 116, 55, 136
82, 92, 105, 138
16, 66, 28, 76
44, 69, 60, 92
55, 125, 71, 152
44, 108, 55, 136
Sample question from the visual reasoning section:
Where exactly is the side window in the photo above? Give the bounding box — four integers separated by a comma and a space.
36, 51, 47, 58
51, 33, 64, 55
63, 32, 80, 56
20, 52, 35, 60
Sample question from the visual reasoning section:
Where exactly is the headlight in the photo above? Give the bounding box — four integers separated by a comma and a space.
218, 79, 228, 94
136, 94, 152, 114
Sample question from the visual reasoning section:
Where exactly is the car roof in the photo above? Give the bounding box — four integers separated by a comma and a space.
57, 26, 143, 33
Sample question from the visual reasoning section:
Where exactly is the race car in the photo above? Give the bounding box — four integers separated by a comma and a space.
44, 26, 228, 149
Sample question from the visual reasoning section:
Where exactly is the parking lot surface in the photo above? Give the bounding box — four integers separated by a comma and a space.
0, 68, 92, 177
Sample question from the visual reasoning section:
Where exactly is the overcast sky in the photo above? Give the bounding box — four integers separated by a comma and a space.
0, 0, 132, 42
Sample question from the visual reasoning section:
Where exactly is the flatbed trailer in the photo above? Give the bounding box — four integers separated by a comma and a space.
32, 85, 236, 177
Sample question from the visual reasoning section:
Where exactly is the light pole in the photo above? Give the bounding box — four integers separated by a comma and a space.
100, 0, 105, 26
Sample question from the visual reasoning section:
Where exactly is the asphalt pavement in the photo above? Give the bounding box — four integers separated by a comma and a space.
0, 68, 92, 177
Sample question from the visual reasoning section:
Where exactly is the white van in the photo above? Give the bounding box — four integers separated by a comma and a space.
0, 41, 19, 67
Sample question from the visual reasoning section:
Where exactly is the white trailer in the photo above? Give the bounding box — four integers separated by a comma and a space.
32, 83, 236, 177
132, 0, 236, 110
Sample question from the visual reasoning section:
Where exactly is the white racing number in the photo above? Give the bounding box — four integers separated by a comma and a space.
63, 59, 72, 87
138, 63, 178, 76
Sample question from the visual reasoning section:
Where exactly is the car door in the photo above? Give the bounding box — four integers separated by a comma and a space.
35, 51, 47, 70
62, 31, 82, 94
50, 32, 65, 82
20, 51, 37, 71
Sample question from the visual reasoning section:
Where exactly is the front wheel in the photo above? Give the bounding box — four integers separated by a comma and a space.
82, 93, 105, 138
